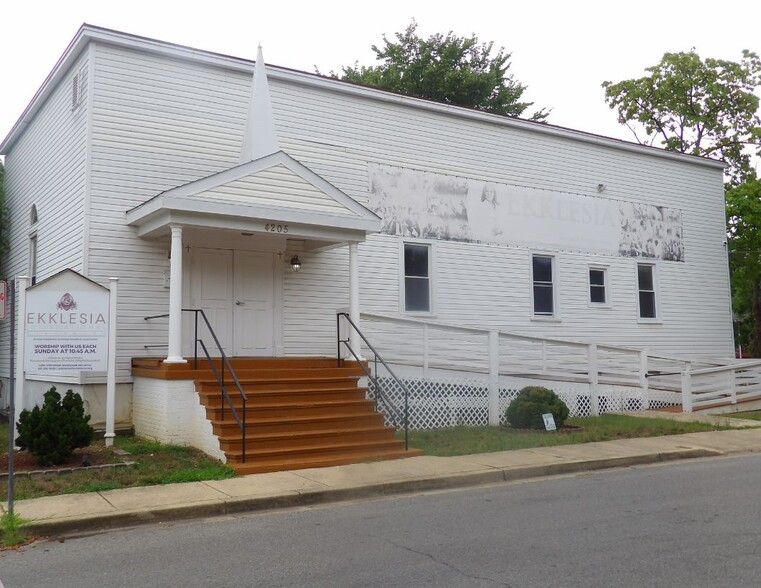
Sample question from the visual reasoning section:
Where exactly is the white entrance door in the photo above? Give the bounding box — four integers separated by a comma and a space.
189, 248, 275, 356
233, 250, 275, 356
190, 248, 234, 354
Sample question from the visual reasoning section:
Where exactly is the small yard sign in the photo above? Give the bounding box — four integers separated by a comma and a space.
542, 413, 557, 432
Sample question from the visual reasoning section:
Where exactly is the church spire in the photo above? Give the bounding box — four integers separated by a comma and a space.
239, 45, 279, 163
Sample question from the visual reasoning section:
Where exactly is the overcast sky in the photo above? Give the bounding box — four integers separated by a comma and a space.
2, 0, 760, 163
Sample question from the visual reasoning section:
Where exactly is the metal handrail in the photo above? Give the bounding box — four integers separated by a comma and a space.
336, 312, 409, 450
145, 309, 248, 462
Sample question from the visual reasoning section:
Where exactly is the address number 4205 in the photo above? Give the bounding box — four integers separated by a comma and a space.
264, 223, 289, 233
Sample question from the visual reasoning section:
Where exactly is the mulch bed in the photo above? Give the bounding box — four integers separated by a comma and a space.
1, 445, 118, 475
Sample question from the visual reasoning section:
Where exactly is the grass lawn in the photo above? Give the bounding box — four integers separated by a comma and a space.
402, 414, 733, 456
1, 413, 735, 501
723, 411, 761, 421
1, 421, 235, 501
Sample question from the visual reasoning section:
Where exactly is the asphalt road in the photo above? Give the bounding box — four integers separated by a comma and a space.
3, 454, 761, 587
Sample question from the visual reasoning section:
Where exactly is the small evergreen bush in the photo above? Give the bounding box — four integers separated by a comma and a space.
15, 387, 95, 466
505, 386, 569, 430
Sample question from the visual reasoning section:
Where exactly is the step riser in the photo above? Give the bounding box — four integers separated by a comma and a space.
200, 389, 368, 406
198, 379, 362, 393
134, 369, 361, 381
217, 429, 397, 451
191, 367, 366, 380
232, 449, 423, 475
206, 402, 377, 420
226, 441, 408, 464
211, 415, 388, 435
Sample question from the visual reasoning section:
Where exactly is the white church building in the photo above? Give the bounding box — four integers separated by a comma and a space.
0, 25, 740, 470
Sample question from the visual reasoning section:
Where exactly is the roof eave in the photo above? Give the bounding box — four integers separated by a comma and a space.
1, 24, 728, 172
127, 196, 380, 239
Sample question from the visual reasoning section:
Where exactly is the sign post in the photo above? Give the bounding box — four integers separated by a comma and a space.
105, 278, 118, 446
6, 279, 15, 518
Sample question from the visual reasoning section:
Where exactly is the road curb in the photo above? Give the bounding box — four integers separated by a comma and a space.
23, 447, 721, 538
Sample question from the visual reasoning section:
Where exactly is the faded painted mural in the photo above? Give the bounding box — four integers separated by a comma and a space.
368, 163, 683, 261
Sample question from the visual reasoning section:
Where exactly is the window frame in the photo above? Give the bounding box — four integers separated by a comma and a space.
587, 265, 610, 308
636, 262, 660, 323
530, 252, 559, 320
399, 239, 435, 315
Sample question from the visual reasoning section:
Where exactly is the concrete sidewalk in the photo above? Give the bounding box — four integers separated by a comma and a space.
8, 413, 761, 537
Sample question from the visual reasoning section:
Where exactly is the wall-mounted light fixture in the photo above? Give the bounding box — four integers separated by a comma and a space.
597, 183, 606, 193
290, 255, 302, 273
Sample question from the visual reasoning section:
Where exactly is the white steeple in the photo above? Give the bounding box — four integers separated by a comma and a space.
239, 45, 279, 163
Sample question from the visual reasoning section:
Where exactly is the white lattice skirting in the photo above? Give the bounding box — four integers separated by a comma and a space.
369, 375, 679, 430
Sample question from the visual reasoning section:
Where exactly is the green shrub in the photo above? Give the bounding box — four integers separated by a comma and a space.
505, 386, 569, 430
15, 387, 95, 466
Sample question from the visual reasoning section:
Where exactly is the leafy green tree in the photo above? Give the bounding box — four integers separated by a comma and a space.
602, 50, 761, 186
726, 178, 761, 355
337, 20, 549, 121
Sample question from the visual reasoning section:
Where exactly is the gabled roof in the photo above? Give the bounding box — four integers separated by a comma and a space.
1, 24, 726, 171
27, 268, 108, 292
126, 150, 380, 239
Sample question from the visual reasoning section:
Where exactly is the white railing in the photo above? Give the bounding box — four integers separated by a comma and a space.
681, 360, 761, 412
358, 312, 731, 424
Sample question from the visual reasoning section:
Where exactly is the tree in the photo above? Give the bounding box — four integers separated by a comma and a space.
726, 178, 761, 355
602, 50, 761, 186
338, 20, 549, 121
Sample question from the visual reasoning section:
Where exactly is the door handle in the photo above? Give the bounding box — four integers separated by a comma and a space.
236, 300, 245, 306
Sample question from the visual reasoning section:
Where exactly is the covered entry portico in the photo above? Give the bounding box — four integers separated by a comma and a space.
123, 48, 416, 473
126, 150, 381, 362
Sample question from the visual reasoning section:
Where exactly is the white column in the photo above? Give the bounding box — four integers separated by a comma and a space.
348, 242, 361, 358
164, 225, 187, 364
488, 330, 500, 426
639, 349, 649, 410
422, 324, 430, 377
681, 363, 693, 413
13, 276, 29, 445
105, 278, 119, 446
588, 343, 599, 416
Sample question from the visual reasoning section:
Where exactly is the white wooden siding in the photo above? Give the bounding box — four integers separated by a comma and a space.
291, 231, 733, 359
85, 44, 255, 378
273, 83, 732, 358
0, 51, 90, 381
197, 164, 358, 215
282, 244, 350, 355
5, 36, 732, 388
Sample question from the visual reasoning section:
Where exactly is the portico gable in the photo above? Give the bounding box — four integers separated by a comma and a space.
126, 150, 379, 363
125, 150, 380, 242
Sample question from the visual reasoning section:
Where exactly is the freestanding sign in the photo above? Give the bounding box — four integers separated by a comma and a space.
15, 269, 118, 447
23, 272, 109, 372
